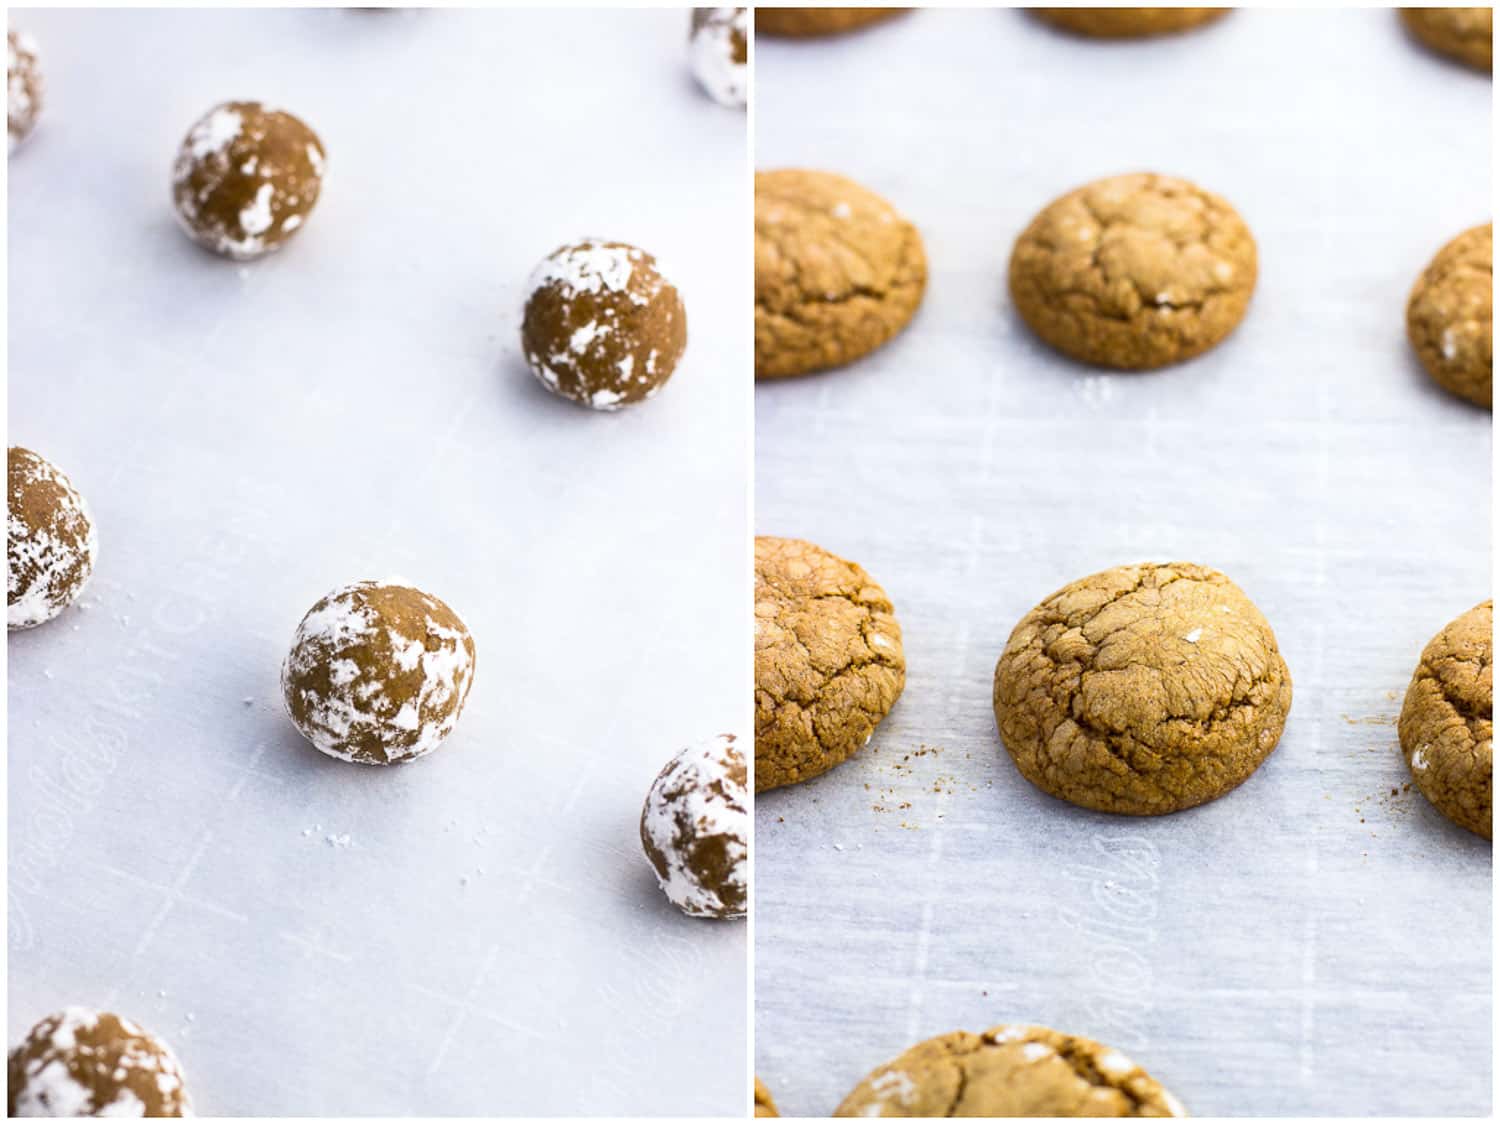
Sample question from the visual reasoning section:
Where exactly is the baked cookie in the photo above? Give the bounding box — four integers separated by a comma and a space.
1031, 8, 1228, 38
755, 8, 905, 37
755, 1077, 780, 1117
171, 101, 326, 260
282, 580, 476, 765
8, 447, 97, 631
640, 733, 749, 919
1400, 8, 1492, 72
521, 238, 688, 410
1009, 172, 1257, 370
689, 8, 747, 108
8, 1008, 190, 1117
834, 1024, 1184, 1117
993, 562, 1292, 816
1406, 223, 1492, 407
755, 169, 926, 378
755, 536, 905, 791
1399, 600, 1492, 839
8, 28, 42, 154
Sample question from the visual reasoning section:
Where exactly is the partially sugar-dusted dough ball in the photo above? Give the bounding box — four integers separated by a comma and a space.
521, 239, 688, 410
171, 100, 326, 260
640, 733, 748, 918
1407, 223, 1492, 407
282, 580, 476, 765
689, 8, 747, 108
8, 28, 42, 154
8, 447, 97, 631
7, 1008, 190, 1117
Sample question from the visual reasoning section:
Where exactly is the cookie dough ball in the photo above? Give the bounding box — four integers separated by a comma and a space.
521, 239, 688, 410
171, 101, 326, 260
1406, 223, 1492, 407
756, 7, 906, 37
754, 1077, 780, 1117
1009, 172, 1257, 370
755, 536, 905, 791
8, 447, 97, 631
834, 1024, 1184, 1118
640, 733, 748, 918
8, 1008, 190, 1117
8, 28, 41, 154
1399, 601, 1492, 839
756, 169, 927, 378
1032, 8, 1228, 38
690, 8, 747, 108
994, 562, 1292, 816
1400, 8, 1492, 72
281, 580, 476, 765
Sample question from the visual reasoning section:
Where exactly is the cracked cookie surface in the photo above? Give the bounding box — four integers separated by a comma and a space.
834, 1024, 1185, 1117
756, 7, 906, 37
1407, 223, 1492, 407
1399, 600, 1492, 839
755, 169, 927, 378
1400, 7, 1492, 72
993, 562, 1291, 815
1009, 172, 1256, 370
1032, 7, 1227, 38
755, 536, 905, 792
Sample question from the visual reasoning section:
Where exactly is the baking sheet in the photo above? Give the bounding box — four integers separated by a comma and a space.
7, 8, 748, 1116
753, 7, 1491, 1117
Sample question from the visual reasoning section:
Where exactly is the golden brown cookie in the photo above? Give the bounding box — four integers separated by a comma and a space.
834, 1024, 1185, 1117
756, 169, 927, 378
755, 536, 905, 792
1032, 7, 1227, 38
1406, 223, 1492, 407
755, 1076, 780, 1117
993, 562, 1292, 816
1009, 172, 1257, 370
756, 7, 906, 37
8, 1008, 191, 1116
1399, 600, 1492, 839
1400, 7, 1493, 72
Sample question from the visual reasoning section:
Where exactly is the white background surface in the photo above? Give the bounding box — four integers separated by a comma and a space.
8, 7, 748, 1116
755, 7, 1491, 1117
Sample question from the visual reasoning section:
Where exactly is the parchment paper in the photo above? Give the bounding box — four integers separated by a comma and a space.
8, 8, 748, 1115
754, 7, 1490, 1116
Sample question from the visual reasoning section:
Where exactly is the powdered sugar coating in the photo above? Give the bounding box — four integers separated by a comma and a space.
640, 733, 748, 919
7, 1008, 190, 1117
8, 447, 97, 630
689, 8, 748, 108
8, 27, 41, 154
281, 579, 476, 765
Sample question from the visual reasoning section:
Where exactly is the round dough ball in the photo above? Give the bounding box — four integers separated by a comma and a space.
1032, 7, 1228, 38
756, 7, 906, 37
690, 8, 747, 108
834, 1024, 1185, 1118
7, 1008, 190, 1117
754, 1077, 780, 1117
8, 447, 97, 631
8, 27, 42, 154
1399, 600, 1492, 839
281, 579, 476, 765
755, 536, 905, 792
171, 100, 326, 260
521, 238, 688, 410
1009, 172, 1257, 370
1400, 7, 1492, 72
640, 732, 748, 918
1406, 223, 1491, 407
755, 169, 927, 378
993, 561, 1292, 816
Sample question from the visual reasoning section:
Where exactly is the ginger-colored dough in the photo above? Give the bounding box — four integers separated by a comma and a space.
8, 1008, 190, 1117
993, 562, 1292, 815
755, 169, 926, 378
1407, 223, 1492, 407
756, 8, 906, 37
1400, 8, 1492, 72
1009, 172, 1257, 370
1032, 8, 1227, 38
755, 1076, 780, 1117
834, 1024, 1185, 1117
1399, 600, 1492, 839
754, 536, 905, 791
